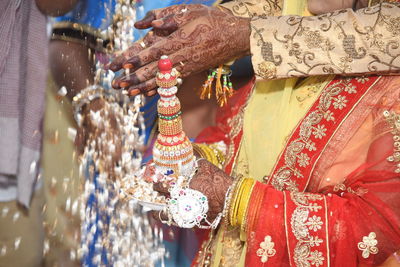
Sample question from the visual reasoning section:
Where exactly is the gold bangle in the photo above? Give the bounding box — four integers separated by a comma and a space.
222, 176, 241, 226
230, 177, 245, 226
192, 143, 208, 159
239, 179, 256, 232
198, 144, 219, 166
236, 178, 249, 225
229, 178, 255, 227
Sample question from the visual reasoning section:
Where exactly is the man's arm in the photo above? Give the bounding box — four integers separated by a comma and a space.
109, 2, 400, 95
247, 3, 400, 80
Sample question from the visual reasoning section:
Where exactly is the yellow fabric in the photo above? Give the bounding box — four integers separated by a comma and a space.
211, 1, 335, 266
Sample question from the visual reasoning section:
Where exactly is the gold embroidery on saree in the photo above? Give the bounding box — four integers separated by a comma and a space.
256, 236, 276, 263
290, 192, 326, 267
271, 79, 358, 192
225, 108, 245, 172
333, 183, 369, 196
383, 110, 400, 173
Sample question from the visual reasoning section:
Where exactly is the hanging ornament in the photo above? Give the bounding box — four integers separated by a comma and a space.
200, 64, 234, 107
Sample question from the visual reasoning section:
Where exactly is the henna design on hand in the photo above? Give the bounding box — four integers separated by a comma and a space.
151, 159, 233, 222
110, 4, 251, 94
189, 159, 233, 221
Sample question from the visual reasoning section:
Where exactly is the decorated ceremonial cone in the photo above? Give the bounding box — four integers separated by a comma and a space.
152, 55, 195, 178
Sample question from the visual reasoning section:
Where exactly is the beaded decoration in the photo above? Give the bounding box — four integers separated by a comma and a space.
153, 55, 195, 178
200, 65, 234, 107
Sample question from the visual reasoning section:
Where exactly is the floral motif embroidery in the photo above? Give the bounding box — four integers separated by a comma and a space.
304, 30, 325, 49
356, 77, 370, 84
256, 236, 276, 263
309, 251, 325, 266
307, 215, 323, 232
290, 192, 326, 267
386, 17, 400, 36
333, 95, 348, 110
344, 83, 357, 94
270, 78, 362, 192
297, 153, 310, 167
224, 0, 282, 18
323, 110, 335, 121
333, 183, 369, 196
250, 3, 400, 80
383, 110, 400, 173
312, 125, 327, 139
357, 232, 379, 259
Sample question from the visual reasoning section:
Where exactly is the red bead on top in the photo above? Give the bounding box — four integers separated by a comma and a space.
156, 55, 178, 88
158, 55, 173, 72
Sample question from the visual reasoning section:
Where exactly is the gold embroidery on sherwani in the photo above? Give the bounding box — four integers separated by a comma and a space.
249, 3, 400, 80
221, 0, 283, 18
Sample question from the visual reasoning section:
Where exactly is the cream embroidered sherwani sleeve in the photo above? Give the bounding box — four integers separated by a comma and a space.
222, 1, 400, 80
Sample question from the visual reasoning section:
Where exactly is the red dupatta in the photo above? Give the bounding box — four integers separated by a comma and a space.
195, 75, 400, 266
244, 75, 400, 266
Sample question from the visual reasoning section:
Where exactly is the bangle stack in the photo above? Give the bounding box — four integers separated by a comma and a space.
221, 176, 242, 226
72, 85, 104, 126
192, 143, 225, 168
229, 177, 255, 230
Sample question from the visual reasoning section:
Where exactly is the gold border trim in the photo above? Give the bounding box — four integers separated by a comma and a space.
305, 77, 382, 191
266, 76, 334, 185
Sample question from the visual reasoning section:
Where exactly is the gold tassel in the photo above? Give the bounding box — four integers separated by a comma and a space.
200, 65, 234, 107
200, 70, 215, 100
215, 65, 224, 106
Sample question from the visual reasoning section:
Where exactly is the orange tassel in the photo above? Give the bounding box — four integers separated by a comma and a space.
200, 65, 234, 106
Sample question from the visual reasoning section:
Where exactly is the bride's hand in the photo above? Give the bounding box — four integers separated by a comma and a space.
153, 159, 233, 222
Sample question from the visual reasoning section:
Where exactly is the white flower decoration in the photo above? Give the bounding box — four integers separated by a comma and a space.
307, 215, 323, 232
323, 110, 335, 121
256, 236, 276, 263
297, 153, 310, 167
356, 77, 369, 84
358, 232, 379, 259
333, 95, 348, 110
308, 250, 324, 266
312, 125, 327, 139
344, 83, 357, 94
